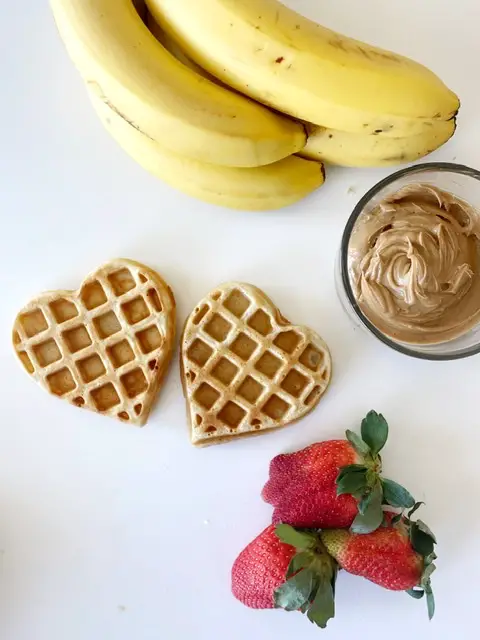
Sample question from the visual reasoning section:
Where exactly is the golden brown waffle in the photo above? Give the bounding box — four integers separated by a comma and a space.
181, 283, 332, 446
12, 259, 175, 426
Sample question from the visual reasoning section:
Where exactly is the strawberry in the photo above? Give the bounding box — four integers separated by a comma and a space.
232, 524, 338, 628
321, 508, 437, 619
262, 440, 360, 529
232, 525, 294, 610
263, 410, 416, 534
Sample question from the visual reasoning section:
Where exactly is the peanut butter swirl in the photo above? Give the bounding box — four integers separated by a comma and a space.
348, 184, 480, 344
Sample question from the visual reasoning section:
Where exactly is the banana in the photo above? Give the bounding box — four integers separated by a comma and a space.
146, 0, 459, 137
87, 89, 325, 211
146, 13, 454, 168
146, 15, 453, 171
132, 0, 147, 22
50, 0, 306, 168
146, 9, 457, 167
146, 12, 217, 82
147, 12, 248, 95
301, 119, 456, 167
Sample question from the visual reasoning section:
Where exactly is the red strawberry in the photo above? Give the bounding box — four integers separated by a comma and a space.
232, 524, 294, 609
263, 411, 417, 534
321, 515, 420, 590
262, 440, 360, 529
320, 510, 437, 618
232, 524, 338, 628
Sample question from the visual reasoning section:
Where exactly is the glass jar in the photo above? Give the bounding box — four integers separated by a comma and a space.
336, 162, 480, 360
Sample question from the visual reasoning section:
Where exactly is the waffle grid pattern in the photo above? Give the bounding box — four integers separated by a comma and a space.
182, 283, 331, 445
13, 260, 175, 426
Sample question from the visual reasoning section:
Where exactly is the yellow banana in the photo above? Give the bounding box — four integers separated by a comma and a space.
145, 10, 456, 167
146, 11, 217, 82
146, 0, 459, 137
132, 0, 147, 22
88, 89, 325, 211
50, 0, 306, 168
301, 120, 456, 167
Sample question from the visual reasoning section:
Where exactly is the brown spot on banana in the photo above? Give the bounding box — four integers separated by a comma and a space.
87, 81, 155, 141
381, 154, 408, 162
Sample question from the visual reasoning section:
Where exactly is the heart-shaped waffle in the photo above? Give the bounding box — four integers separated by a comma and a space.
181, 283, 332, 446
12, 259, 175, 426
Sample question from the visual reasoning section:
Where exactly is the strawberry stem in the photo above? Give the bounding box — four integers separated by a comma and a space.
274, 524, 337, 629
337, 411, 416, 534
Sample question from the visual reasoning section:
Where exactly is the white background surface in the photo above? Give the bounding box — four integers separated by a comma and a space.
1, 1, 479, 638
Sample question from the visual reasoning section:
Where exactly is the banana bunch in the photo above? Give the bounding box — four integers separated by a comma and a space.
51, 0, 459, 211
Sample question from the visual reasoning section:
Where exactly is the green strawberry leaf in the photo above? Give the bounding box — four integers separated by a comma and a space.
425, 583, 435, 620
274, 568, 315, 612
357, 480, 385, 516
416, 520, 437, 544
410, 522, 436, 557
365, 468, 377, 487
351, 482, 384, 534
306, 578, 335, 629
390, 512, 403, 526
361, 410, 389, 455
406, 514, 437, 621
407, 564, 436, 620
275, 528, 338, 625
299, 601, 310, 613
382, 478, 415, 509
352, 490, 367, 501
357, 490, 373, 516
406, 588, 425, 599
422, 562, 436, 583
331, 566, 338, 597
408, 501, 425, 519
286, 551, 313, 579
337, 464, 368, 483
275, 524, 317, 550
345, 429, 371, 457
336, 470, 368, 496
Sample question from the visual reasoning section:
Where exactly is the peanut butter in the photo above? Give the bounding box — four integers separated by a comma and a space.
348, 184, 480, 344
